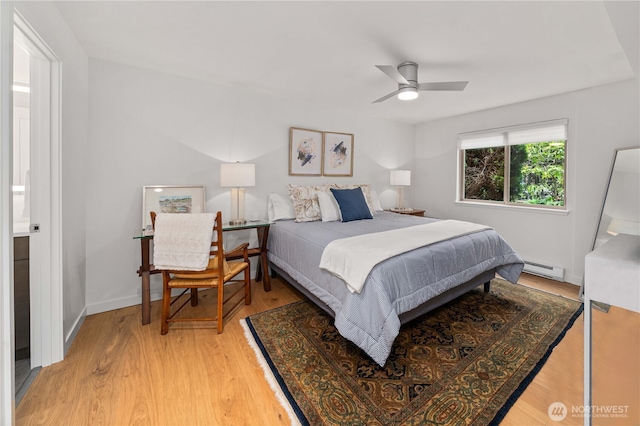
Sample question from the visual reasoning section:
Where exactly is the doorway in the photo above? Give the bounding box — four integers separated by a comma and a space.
12, 34, 31, 399
12, 11, 63, 403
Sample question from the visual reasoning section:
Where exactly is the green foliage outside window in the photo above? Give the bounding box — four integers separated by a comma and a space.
464, 141, 565, 207
511, 141, 565, 206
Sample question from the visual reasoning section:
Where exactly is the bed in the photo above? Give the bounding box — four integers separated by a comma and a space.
267, 209, 524, 366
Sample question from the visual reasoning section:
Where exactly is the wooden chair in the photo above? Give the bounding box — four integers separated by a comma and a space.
151, 211, 251, 334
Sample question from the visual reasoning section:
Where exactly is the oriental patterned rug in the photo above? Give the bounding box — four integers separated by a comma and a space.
242, 279, 582, 425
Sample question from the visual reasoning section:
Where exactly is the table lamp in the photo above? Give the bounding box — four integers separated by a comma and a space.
390, 169, 411, 211
220, 162, 255, 225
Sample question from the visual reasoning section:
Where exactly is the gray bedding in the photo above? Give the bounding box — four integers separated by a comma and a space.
267, 211, 524, 366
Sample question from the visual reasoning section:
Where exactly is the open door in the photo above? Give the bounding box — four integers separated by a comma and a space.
13, 12, 63, 372
0, 1, 16, 423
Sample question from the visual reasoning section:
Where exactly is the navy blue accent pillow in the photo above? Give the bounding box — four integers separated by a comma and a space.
330, 188, 373, 222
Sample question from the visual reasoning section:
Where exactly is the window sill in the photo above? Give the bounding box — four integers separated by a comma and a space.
455, 200, 570, 216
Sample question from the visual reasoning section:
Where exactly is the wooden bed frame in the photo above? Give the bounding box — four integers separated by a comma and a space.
269, 262, 496, 324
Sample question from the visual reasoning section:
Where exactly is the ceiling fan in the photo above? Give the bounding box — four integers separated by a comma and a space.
373, 61, 468, 103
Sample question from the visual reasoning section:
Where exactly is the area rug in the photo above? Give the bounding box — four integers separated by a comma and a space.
242, 279, 582, 425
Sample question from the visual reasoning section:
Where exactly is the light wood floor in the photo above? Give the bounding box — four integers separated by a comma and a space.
16, 274, 639, 425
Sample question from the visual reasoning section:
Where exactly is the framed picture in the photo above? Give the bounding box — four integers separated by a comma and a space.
289, 127, 323, 176
322, 131, 354, 177
142, 185, 206, 229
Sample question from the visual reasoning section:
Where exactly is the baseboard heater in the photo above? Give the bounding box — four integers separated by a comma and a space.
523, 260, 565, 281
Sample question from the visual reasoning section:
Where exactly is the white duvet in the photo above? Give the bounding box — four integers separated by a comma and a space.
319, 219, 491, 293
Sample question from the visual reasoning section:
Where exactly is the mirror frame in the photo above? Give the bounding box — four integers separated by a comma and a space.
591, 146, 640, 251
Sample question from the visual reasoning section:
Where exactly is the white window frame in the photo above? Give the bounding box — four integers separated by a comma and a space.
457, 119, 568, 211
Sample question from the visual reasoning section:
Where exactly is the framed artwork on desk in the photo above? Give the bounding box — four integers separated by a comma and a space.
142, 185, 206, 230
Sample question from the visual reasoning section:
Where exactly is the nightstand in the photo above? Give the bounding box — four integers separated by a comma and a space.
387, 209, 425, 217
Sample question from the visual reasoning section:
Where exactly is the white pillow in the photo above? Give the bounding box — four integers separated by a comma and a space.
317, 191, 342, 222
267, 193, 295, 222
370, 190, 383, 211
287, 184, 330, 222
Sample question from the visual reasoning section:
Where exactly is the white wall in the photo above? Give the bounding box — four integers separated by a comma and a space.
85, 59, 415, 314
14, 2, 88, 350
414, 79, 639, 285
85, 61, 638, 312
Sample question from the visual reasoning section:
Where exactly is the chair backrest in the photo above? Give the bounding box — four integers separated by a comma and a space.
150, 211, 227, 275
210, 211, 226, 276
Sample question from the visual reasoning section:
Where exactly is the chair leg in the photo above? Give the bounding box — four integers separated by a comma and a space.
190, 288, 198, 306
216, 282, 224, 334
244, 268, 251, 305
161, 273, 171, 335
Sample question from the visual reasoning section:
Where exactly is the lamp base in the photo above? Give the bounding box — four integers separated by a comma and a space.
229, 219, 247, 226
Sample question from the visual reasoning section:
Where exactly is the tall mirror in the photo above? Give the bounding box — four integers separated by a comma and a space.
580, 147, 640, 302
592, 147, 640, 250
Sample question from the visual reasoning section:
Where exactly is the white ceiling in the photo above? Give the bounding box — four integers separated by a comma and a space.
54, 1, 637, 125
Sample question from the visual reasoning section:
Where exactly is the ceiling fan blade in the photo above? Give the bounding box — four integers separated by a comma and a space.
417, 81, 469, 91
375, 65, 409, 85
372, 89, 400, 103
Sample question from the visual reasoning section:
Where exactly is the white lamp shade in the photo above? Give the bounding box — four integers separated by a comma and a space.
390, 170, 411, 186
220, 163, 255, 187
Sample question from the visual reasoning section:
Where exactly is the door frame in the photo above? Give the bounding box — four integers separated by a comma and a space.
13, 10, 63, 370
1, 6, 63, 420
0, 1, 16, 423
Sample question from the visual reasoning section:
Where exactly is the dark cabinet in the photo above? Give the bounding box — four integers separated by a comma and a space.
14, 237, 29, 360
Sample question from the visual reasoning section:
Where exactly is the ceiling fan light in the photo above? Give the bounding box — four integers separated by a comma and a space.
397, 87, 418, 100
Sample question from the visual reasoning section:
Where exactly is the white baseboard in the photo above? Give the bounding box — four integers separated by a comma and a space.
87, 269, 259, 316
86, 290, 164, 316
565, 273, 582, 286
64, 306, 87, 356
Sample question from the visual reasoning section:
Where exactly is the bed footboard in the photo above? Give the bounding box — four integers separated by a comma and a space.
269, 262, 497, 325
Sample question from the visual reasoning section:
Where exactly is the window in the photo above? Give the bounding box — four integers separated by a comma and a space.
458, 119, 567, 209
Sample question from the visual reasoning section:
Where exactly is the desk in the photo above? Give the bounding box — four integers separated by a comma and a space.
133, 219, 273, 325
583, 234, 640, 426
